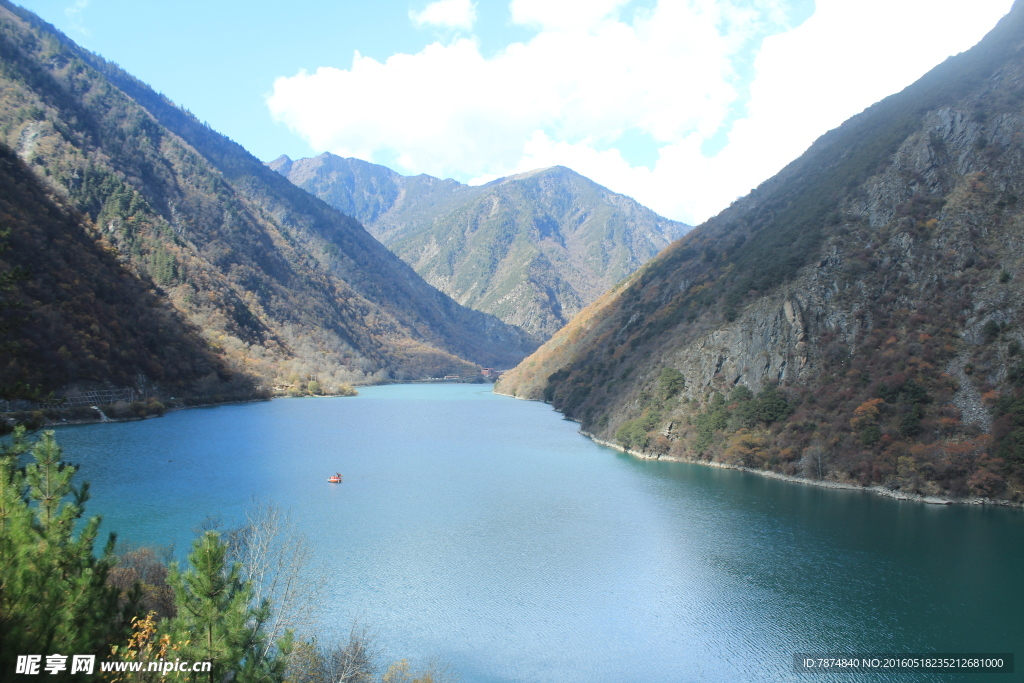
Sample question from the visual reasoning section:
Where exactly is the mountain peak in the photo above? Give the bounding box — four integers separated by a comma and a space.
267, 154, 292, 175
499, 166, 576, 184
0, 4, 538, 394
276, 155, 690, 339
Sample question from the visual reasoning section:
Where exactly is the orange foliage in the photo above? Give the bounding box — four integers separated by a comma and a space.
723, 429, 768, 467
108, 612, 185, 682
850, 398, 884, 430
939, 416, 961, 435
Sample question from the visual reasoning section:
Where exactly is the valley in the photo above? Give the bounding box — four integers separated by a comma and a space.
1, 1, 1022, 681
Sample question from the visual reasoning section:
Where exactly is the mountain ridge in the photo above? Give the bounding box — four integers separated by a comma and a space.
272, 153, 689, 338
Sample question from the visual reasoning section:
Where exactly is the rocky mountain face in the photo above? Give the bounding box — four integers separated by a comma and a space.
0, 0, 536, 401
271, 154, 689, 339
498, 0, 1024, 504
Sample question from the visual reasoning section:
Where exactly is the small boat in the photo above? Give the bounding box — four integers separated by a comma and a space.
328, 473, 343, 483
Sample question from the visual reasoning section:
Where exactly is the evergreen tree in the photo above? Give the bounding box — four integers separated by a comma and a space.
165, 531, 291, 682
0, 429, 124, 676
0, 430, 295, 681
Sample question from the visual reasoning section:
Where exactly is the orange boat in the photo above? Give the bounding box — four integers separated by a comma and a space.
328, 473, 343, 483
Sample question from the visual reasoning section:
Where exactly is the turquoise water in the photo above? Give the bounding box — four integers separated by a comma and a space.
54, 384, 1022, 682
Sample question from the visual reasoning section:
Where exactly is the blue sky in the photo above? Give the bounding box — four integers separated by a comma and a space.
14, 0, 1016, 224
17, 0, 441, 159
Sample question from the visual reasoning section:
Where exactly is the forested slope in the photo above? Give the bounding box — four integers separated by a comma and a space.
0, 0, 535, 401
0, 142, 230, 398
498, 0, 1024, 503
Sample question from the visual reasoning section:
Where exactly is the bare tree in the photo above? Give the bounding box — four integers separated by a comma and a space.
106, 545, 177, 620
801, 443, 827, 480
379, 657, 457, 683
224, 500, 457, 683
285, 621, 379, 683
324, 620, 380, 683
225, 498, 328, 655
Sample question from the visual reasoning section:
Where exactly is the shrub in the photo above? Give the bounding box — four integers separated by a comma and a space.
657, 368, 685, 399
730, 385, 753, 403
983, 320, 1002, 342
900, 405, 923, 437
860, 425, 882, 446
615, 419, 650, 450
693, 405, 729, 453
850, 398, 884, 431
756, 384, 793, 423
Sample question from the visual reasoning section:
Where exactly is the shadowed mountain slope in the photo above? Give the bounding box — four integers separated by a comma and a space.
498, 0, 1024, 503
272, 154, 689, 339
0, 141, 228, 397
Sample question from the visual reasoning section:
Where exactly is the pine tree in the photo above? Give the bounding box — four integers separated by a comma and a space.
0, 429, 124, 676
165, 531, 291, 682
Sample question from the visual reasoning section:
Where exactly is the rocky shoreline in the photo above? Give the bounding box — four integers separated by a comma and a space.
577, 430, 1023, 508
494, 381, 1024, 508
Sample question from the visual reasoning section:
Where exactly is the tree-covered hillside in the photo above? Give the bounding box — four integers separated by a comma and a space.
273, 154, 689, 339
498, 0, 1024, 503
0, 142, 231, 397
0, 0, 535, 402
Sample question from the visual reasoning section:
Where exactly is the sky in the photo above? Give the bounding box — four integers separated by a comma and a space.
14, 0, 1017, 225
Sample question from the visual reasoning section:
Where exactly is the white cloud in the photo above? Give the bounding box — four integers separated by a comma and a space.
268, 0, 1016, 225
64, 0, 90, 35
410, 0, 476, 30
509, 0, 630, 31
687, 0, 1017, 220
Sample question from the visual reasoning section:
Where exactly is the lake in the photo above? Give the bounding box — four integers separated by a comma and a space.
53, 383, 1022, 682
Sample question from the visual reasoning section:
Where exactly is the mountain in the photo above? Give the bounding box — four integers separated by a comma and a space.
0, 141, 230, 401
0, 0, 536, 401
497, 0, 1024, 503
270, 154, 689, 339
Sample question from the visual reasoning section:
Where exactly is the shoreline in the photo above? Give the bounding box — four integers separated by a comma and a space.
5, 395, 273, 430
493, 387, 1021, 509
579, 430, 1023, 508
23, 380, 488, 429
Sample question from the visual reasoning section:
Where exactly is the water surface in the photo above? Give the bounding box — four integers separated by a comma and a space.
55, 384, 1023, 682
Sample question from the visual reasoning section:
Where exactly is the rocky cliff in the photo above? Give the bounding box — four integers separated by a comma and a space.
498, 0, 1024, 503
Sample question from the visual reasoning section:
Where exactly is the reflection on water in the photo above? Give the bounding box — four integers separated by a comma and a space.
56, 384, 1023, 682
